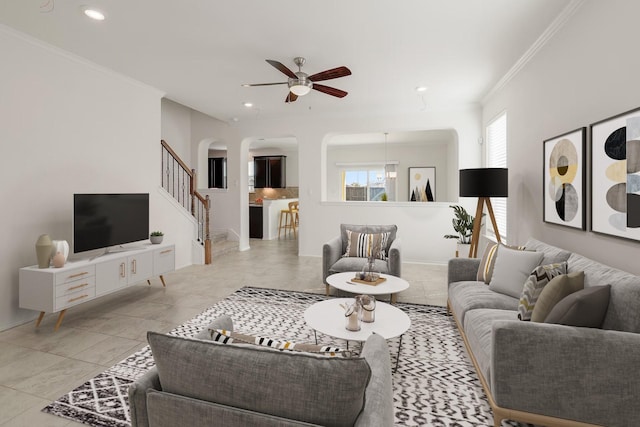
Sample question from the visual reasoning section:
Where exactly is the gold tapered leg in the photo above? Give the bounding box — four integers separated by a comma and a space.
147, 279, 151, 286
54, 310, 66, 331
35, 311, 45, 328
160, 275, 166, 287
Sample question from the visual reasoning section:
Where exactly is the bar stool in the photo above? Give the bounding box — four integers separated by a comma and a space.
278, 201, 299, 238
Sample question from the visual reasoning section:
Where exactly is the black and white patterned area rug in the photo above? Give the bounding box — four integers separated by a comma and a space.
43, 286, 528, 426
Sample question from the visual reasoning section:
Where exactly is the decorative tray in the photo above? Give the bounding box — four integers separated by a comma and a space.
351, 276, 387, 286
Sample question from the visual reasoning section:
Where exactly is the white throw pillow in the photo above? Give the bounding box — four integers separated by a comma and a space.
488, 244, 544, 298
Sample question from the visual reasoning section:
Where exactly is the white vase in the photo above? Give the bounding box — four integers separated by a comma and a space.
51, 240, 70, 262
456, 243, 471, 258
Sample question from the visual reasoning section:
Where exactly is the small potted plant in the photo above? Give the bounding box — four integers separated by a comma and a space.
150, 231, 164, 244
444, 205, 475, 257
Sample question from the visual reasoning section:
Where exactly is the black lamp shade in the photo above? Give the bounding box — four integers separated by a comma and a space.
459, 168, 508, 197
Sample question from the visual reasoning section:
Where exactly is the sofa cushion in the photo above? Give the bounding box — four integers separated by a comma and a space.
147, 332, 371, 427
208, 329, 347, 357
464, 308, 517, 384
448, 281, 519, 325
531, 271, 584, 322
518, 262, 568, 321
329, 257, 389, 275
568, 252, 640, 333
476, 242, 526, 284
488, 245, 544, 298
523, 237, 572, 265
544, 285, 611, 328
343, 230, 391, 260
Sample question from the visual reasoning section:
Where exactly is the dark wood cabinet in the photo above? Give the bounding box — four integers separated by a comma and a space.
249, 205, 263, 238
253, 156, 286, 188
208, 157, 227, 188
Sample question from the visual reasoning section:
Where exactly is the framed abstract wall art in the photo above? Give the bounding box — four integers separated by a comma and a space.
543, 127, 586, 230
590, 106, 640, 241
409, 167, 435, 202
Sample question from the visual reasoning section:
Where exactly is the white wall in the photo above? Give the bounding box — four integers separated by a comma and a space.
0, 27, 193, 331
229, 107, 482, 261
161, 98, 192, 161
482, 0, 640, 274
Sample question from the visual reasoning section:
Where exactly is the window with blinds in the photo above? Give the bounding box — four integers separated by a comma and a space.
486, 113, 507, 241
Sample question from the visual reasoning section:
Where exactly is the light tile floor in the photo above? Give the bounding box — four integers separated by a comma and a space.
0, 238, 448, 426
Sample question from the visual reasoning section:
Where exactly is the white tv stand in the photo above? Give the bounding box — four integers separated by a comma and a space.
19, 243, 175, 331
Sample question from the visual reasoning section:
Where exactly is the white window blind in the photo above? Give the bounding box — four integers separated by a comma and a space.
486, 113, 507, 241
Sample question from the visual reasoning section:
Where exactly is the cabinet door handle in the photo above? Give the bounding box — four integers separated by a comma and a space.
68, 272, 90, 279
160, 249, 172, 255
67, 283, 89, 291
131, 259, 137, 274
68, 294, 89, 303
120, 262, 126, 278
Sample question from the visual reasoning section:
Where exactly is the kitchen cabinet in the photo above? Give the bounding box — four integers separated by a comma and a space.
208, 157, 227, 188
254, 155, 286, 188
249, 205, 263, 238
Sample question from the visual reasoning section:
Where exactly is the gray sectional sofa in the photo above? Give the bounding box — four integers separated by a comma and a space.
128, 315, 394, 427
448, 238, 640, 427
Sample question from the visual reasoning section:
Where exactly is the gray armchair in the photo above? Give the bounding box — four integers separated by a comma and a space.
322, 224, 401, 295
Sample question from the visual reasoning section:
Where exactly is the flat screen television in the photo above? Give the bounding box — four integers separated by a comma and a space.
73, 193, 150, 253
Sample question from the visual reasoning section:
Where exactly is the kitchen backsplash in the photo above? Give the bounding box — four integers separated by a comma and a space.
250, 187, 299, 203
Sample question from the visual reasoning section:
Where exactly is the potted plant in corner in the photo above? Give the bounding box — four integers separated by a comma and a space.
150, 231, 164, 244
444, 205, 475, 257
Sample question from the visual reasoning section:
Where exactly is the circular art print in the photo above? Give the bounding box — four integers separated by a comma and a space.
543, 128, 585, 229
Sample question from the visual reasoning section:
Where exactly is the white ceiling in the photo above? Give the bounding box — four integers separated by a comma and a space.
1, 0, 573, 123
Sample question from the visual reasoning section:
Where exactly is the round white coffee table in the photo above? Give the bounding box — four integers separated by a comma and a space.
326, 272, 410, 303
304, 298, 411, 371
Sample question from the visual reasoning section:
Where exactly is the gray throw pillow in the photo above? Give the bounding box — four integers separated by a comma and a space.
544, 285, 611, 328
488, 245, 544, 298
531, 271, 585, 322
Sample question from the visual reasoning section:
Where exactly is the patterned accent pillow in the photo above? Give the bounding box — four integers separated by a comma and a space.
208, 329, 349, 357
518, 262, 567, 321
477, 242, 527, 284
343, 230, 390, 260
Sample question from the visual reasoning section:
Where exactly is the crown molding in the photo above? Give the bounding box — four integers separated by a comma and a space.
0, 24, 165, 98
482, 0, 585, 105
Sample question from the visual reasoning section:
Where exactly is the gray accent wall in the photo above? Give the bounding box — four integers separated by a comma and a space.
483, 0, 640, 274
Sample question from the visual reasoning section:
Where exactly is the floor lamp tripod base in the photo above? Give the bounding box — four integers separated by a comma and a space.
468, 197, 502, 258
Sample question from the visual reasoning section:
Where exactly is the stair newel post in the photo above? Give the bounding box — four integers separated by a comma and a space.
204, 195, 212, 265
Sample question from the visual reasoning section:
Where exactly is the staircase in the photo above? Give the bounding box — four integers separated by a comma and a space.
160, 140, 212, 264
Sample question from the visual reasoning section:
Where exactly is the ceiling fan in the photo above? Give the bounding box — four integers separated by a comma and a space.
242, 57, 351, 103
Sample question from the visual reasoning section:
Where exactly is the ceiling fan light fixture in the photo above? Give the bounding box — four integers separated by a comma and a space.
289, 80, 312, 96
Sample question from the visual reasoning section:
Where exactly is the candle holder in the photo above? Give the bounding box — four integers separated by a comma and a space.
358, 295, 376, 323
344, 301, 361, 331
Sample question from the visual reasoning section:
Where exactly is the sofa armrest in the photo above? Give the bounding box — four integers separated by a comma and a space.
322, 236, 342, 283
491, 320, 640, 425
447, 258, 480, 284
387, 238, 401, 277
355, 333, 394, 427
129, 367, 162, 427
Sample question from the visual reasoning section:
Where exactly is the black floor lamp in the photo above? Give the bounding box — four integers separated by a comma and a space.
459, 168, 508, 258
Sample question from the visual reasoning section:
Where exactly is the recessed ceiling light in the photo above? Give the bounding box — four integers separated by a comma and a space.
416, 86, 428, 93
83, 8, 105, 20
243, 102, 253, 108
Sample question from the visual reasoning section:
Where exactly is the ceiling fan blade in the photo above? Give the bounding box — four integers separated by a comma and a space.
312, 83, 348, 98
285, 92, 298, 103
308, 66, 352, 82
266, 60, 297, 79
241, 82, 287, 87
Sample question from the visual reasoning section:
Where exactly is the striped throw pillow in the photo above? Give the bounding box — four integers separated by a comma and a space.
518, 262, 567, 321
208, 329, 348, 357
476, 242, 526, 284
343, 231, 390, 260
